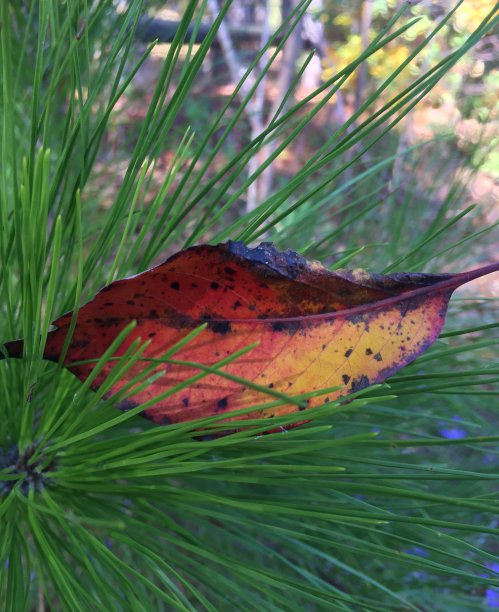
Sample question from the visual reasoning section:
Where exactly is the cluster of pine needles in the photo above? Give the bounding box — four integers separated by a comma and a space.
0, 1, 498, 609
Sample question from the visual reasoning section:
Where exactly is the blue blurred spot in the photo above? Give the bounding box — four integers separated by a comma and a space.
482, 453, 496, 465
405, 546, 429, 557
438, 426, 467, 440
485, 587, 499, 608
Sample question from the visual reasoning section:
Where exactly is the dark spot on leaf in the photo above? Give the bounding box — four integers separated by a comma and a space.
208, 320, 231, 334
268, 383, 274, 388
117, 399, 139, 412
271, 320, 300, 334
324, 397, 330, 404
344, 348, 353, 358
126, 300, 135, 306
94, 316, 121, 326
148, 332, 156, 337
365, 348, 373, 355
210, 282, 219, 290
342, 374, 350, 384
216, 397, 228, 411
104, 301, 113, 306
170, 282, 180, 291
149, 309, 159, 319
191, 282, 198, 288
373, 352, 383, 361
350, 314, 365, 324
232, 300, 242, 310
224, 266, 237, 276
351, 375, 370, 393
158, 415, 172, 425
182, 397, 189, 407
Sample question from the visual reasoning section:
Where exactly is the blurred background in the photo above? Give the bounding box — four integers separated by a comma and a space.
91, 1, 498, 294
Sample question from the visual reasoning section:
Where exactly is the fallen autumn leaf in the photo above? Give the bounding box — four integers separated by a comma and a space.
2, 242, 498, 429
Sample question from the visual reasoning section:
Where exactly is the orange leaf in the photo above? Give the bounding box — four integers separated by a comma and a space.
3, 243, 498, 429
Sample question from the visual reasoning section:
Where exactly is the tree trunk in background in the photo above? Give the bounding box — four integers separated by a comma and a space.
300, 0, 324, 93
209, 0, 328, 213
246, 0, 272, 213
250, 0, 304, 211
208, 0, 303, 212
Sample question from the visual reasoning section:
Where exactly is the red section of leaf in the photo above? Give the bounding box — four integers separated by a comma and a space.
3, 242, 498, 430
